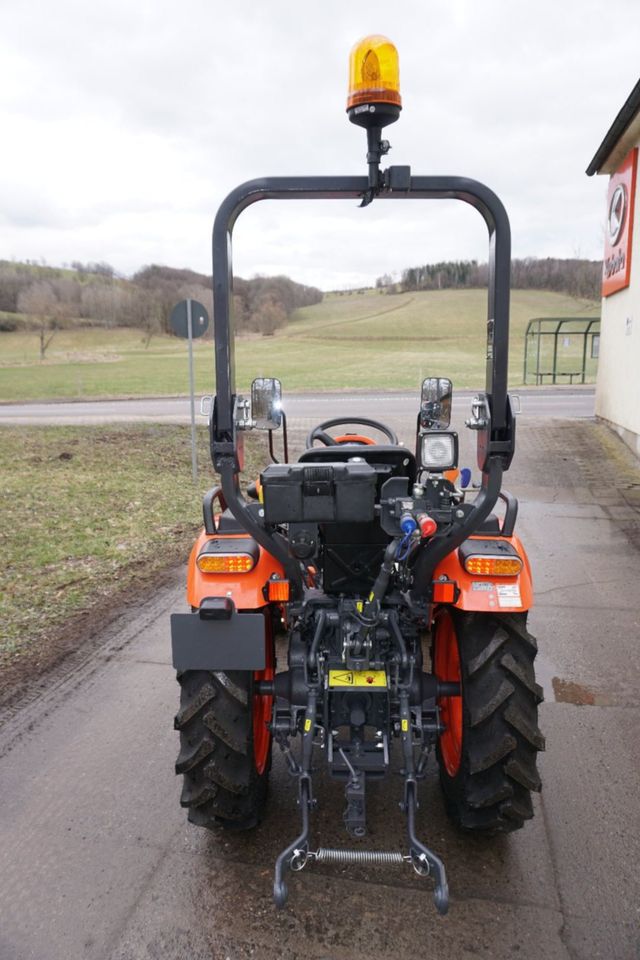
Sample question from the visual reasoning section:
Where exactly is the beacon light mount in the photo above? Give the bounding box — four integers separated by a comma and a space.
347, 35, 403, 205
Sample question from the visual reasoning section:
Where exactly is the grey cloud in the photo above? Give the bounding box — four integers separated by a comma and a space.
0, 0, 638, 283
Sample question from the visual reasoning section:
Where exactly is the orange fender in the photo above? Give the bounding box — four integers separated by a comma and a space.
432, 534, 533, 613
186, 530, 285, 610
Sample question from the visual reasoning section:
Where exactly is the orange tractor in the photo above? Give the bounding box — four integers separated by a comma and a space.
171, 36, 544, 914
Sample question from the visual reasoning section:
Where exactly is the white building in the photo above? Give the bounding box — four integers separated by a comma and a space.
587, 79, 640, 458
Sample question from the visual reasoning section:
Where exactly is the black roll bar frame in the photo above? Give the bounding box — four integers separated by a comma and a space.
209, 173, 513, 597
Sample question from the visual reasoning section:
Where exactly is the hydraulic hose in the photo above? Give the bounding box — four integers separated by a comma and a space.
367, 538, 401, 608
307, 610, 327, 671
387, 610, 408, 669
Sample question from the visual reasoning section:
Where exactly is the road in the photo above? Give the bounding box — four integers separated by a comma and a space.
1, 404, 640, 959
0, 386, 595, 425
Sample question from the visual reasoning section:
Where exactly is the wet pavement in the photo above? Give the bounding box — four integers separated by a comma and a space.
0, 413, 639, 959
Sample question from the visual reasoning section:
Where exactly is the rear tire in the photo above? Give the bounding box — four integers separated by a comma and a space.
175, 668, 272, 830
433, 608, 545, 833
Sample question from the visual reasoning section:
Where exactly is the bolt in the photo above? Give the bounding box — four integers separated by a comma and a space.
455, 509, 465, 519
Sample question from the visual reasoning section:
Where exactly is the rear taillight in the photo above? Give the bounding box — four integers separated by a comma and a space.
196, 537, 259, 574
197, 553, 256, 574
463, 555, 523, 577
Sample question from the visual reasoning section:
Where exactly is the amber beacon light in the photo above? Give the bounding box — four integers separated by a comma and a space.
346, 35, 403, 203
347, 35, 401, 128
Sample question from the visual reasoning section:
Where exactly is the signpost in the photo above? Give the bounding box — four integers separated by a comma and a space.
170, 299, 210, 482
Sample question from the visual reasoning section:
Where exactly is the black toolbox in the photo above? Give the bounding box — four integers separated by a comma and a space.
260, 462, 377, 524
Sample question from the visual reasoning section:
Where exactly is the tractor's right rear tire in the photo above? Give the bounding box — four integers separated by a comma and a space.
433, 608, 545, 834
174, 668, 272, 831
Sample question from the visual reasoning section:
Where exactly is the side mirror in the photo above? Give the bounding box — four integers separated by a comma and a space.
420, 378, 452, 430
251, 377, 283, 430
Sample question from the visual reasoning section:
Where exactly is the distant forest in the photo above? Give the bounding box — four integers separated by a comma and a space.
376, 257, 601, 301
0, 260, 323, 352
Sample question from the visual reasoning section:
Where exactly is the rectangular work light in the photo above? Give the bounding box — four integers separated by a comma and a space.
419, 431, 458, 472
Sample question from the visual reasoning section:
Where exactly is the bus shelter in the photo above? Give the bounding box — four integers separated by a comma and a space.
523, 317, 600, 385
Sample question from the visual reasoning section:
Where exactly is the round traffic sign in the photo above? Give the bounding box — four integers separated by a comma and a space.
170, 299, 210, 339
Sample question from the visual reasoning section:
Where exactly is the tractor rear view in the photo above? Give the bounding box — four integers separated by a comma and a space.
171, 35, 544, 915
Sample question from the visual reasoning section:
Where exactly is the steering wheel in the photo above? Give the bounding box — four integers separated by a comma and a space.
305, 417, 399, 448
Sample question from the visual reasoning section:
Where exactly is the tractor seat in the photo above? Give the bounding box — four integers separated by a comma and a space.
298, 444, 417, 492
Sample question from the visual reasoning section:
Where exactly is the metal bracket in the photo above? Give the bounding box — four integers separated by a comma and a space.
339, 748, 367, 839
465, 394, 490, 430
273, 688, 318, 908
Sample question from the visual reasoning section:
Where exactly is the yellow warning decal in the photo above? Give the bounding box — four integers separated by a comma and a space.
401, 718, 409, 732
304, 718, 312, 731
328, 670, 387, 688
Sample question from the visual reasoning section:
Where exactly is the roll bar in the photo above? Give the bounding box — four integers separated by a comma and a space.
209, 172, 513, 597
212, 173, 510, 438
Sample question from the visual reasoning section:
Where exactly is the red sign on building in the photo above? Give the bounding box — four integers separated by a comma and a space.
602, 147, 637, 297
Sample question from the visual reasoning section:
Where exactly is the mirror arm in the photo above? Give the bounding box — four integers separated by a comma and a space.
282, 411, 289, 462
267, 412, 289, 464
268, 429, 278, 464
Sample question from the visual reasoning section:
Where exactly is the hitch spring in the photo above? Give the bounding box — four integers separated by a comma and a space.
312, 847, 407, 866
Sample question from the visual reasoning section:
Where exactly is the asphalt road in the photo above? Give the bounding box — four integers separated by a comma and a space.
0, 386, 595, 425
1, 409, 639, 960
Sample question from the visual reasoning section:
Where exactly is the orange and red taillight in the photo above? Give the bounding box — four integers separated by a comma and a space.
462, 555, 523, 577
458, 539, 523, 578
196, 538, 259, 574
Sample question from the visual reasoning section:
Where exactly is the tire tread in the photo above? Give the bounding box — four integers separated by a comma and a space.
435, 611, 544, 834
175, 669, 269, 830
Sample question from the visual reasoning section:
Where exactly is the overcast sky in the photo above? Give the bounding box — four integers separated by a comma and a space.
1, 0, 639, 290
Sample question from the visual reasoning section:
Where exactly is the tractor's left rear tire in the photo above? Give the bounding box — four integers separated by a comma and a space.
174, 668, 272, 831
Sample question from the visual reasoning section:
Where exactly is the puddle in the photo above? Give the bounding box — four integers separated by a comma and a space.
552, 677, 606, 706
535, 652, 635, 706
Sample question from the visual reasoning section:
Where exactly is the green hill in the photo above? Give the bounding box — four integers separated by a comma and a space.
0, 288, 599, 401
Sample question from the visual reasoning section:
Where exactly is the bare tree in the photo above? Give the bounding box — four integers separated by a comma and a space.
17, 281, 61, 360
252, 297, 287, 336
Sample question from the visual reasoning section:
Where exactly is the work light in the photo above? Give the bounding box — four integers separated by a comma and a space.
420, 431, 458, 472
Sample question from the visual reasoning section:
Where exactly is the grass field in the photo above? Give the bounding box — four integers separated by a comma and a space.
0, 289, 600, 401
0, 424, 265, 672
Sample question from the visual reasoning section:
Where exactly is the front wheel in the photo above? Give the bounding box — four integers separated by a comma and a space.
433, 609, 545, 833
174, 641, 274, 830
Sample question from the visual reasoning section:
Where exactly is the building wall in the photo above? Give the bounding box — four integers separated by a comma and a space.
595, 138, 640, 458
